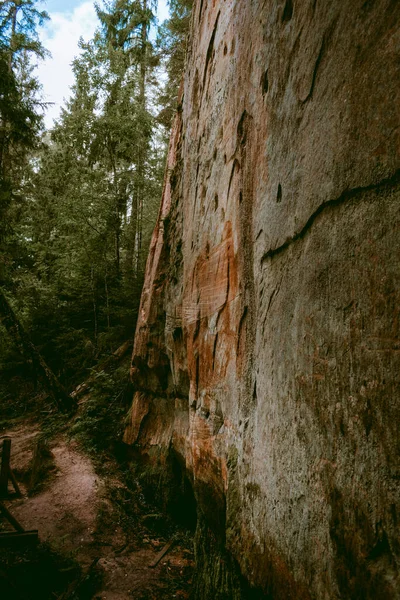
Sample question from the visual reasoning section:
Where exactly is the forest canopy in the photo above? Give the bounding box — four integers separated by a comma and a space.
0, 0, 192, 409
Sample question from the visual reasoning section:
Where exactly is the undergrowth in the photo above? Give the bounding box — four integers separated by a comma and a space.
67, 356, 192, 550
1, 352, 194, 599
69, 358, 133, 460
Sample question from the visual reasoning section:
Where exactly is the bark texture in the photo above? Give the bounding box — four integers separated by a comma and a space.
125, 1, 400, 597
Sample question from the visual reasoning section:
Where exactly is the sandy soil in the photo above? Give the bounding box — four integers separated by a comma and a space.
0, 422, 193, 599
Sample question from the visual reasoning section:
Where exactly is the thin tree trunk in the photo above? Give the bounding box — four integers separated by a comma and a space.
105, 270, 110, 331
0, 288, 76, 412
133, 0, 148, 277
106, 124, 121, 276
90, 266, 98, 347
0, 5, 17, 182
126, 183, 138, 278
115, 215, 121, 275
112, 164, 121, 277
9, 4, 17, 71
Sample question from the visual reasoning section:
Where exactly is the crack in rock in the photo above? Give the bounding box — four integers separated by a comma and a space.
261, 169, 400, 264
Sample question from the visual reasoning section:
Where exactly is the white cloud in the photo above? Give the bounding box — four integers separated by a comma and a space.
157, 0, 169, 23
37, 2, 98, 128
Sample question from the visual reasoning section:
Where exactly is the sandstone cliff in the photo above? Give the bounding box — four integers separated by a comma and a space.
124, 1, 400, 597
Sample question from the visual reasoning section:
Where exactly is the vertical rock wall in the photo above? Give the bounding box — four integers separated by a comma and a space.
125, 1, 400, 597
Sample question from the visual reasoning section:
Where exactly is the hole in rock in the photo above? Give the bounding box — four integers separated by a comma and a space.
282, 0, 293, 22
277, 183, 282, 203
173, 327, 183, 343
261, 69, 269, 94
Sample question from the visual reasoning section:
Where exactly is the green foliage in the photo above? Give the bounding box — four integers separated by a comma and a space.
0, 1, 49, 57
0, 1, 167, 398
0, 1, 47, 284
0, 1, 51, 407
157, 0, 192, 129
70, 359, 133, 456
0, 0, 193, 408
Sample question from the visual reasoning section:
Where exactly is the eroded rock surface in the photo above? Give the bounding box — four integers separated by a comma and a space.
125, 1, 400, 597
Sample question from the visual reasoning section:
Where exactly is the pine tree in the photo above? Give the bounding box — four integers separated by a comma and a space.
0, 0, 193, 404
0, 2, 77, 411
157, 0, 192, 129
96, 0, 159, 275
14, 1, 163, 390
0, 0, 48, 281
0, 0, 48, 184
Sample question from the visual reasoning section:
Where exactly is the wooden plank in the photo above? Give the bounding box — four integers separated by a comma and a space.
0, 501, 24, 532
0, 438, 11, 496
0, 530, 38, 548
148, 539, 175, 568
9, 469, 22, 497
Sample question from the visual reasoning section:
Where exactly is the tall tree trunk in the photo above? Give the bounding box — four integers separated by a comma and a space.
133, 0, 148, 276
106, 123, 122, 277
126, 190, 138, 278
0, 288, 76, 412
9, 3, 17, 71
0, 4, 17, 183
139, 0, 147, 110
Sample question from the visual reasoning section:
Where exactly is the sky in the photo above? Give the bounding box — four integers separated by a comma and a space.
36, 0, 170, 128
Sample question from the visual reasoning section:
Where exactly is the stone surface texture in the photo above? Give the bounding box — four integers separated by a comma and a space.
125, 1, 400, 598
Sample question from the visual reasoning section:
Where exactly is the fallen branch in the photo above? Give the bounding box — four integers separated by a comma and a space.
0, 288, 76, 413
8, 469, 22, 497
148, 538, 176, 569
57, 557, 100, 600
71, 340, 132, 402
0, 501, 24, 531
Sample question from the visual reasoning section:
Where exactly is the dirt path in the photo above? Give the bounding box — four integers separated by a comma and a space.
3, 423, 99, 562
1, 422, 193, 599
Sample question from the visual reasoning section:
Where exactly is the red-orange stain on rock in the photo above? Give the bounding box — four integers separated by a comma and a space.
184, 221, 239, 395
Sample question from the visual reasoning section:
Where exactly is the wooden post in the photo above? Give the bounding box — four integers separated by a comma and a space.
0, 530, 39, 547
148, 539, 176, 568
9, 469, 21, 497
0, 438, 11, 496
0, 502, 24, 532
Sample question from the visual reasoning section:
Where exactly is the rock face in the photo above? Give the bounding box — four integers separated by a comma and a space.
125, 1, 400, 597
